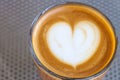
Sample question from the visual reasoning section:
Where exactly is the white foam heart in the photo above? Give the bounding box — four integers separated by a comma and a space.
46, 21, 100, 67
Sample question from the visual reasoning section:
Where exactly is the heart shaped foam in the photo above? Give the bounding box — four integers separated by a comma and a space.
47, 21, 100, 67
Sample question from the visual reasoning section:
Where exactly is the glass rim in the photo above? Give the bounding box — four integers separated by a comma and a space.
29, 2, 118, 80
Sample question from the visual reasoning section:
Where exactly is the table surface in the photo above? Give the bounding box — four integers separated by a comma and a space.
0, 0, 120, 80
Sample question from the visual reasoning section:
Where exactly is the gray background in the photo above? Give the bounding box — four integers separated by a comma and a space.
0, 0, 120, 80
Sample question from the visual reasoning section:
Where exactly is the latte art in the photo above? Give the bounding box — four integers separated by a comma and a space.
47, 21, 101, 67
32, 3, 116, 78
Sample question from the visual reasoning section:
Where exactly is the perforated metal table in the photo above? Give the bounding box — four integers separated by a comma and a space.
0, 0, 120, 80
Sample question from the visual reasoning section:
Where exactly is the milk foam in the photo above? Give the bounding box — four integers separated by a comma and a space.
47, 21, 101, 67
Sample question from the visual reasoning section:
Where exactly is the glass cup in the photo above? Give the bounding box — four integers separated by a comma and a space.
29, 2, 117, 80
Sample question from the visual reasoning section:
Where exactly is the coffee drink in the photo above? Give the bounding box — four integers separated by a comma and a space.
31, 3, 116, 78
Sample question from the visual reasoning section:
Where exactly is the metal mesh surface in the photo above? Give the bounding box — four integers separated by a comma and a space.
0, 0, 120, 80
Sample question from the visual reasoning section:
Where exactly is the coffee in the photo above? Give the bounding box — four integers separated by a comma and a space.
31, 3, 116, 78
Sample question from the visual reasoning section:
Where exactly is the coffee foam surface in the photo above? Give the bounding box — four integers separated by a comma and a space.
47, 21, 100, 67
32, 4, 116, 78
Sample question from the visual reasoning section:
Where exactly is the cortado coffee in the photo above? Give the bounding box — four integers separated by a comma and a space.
32, 3, 116, 78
